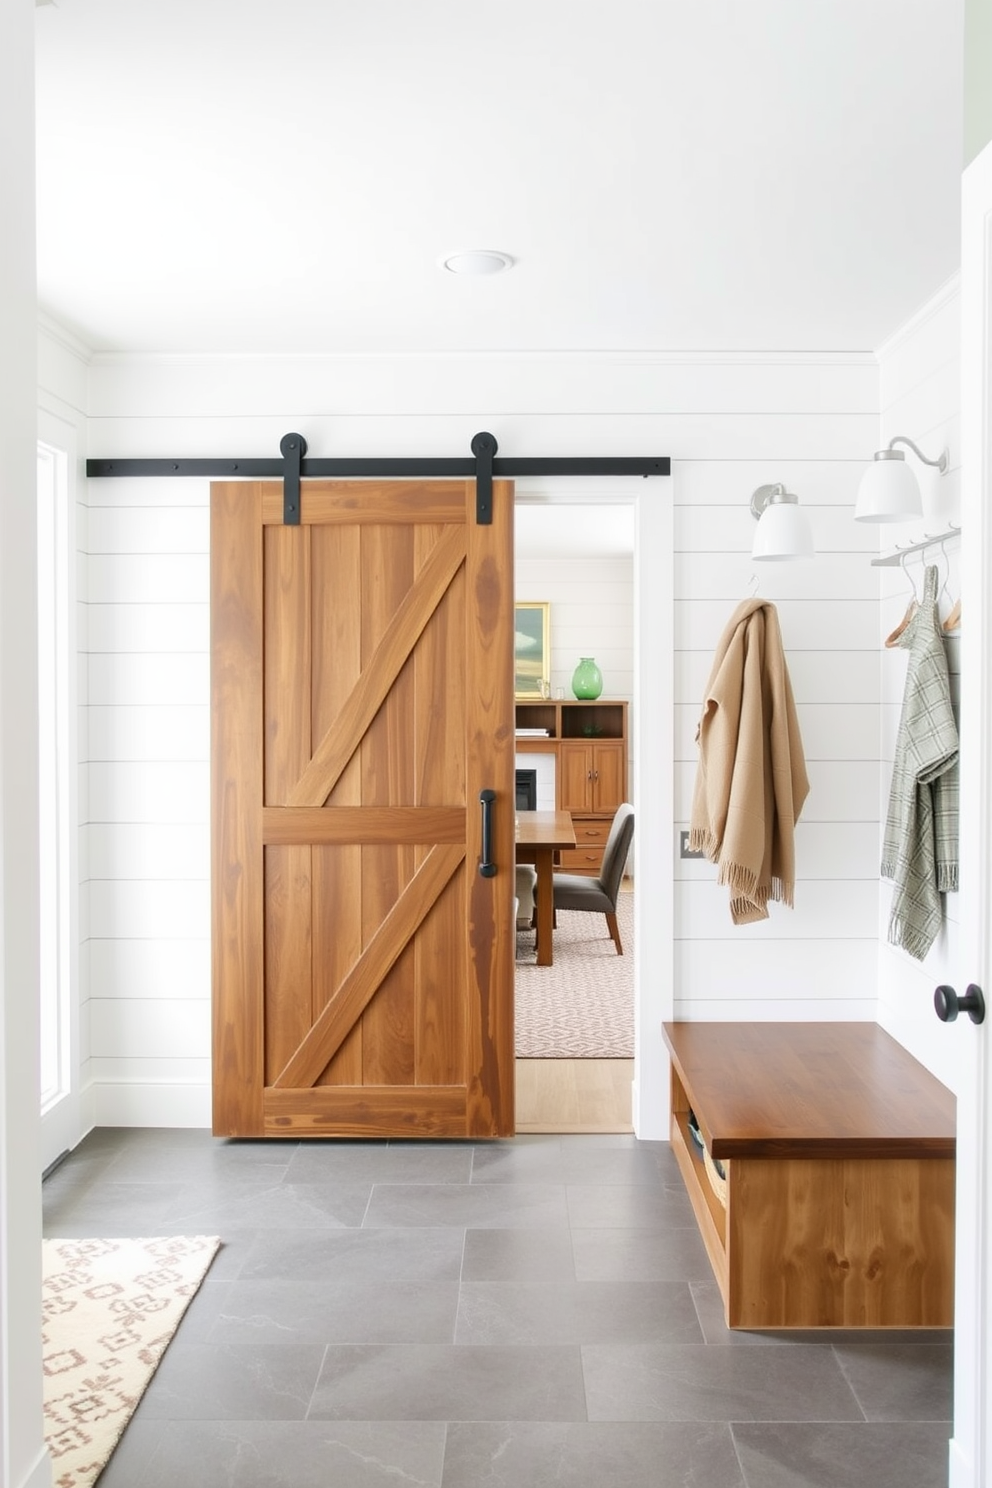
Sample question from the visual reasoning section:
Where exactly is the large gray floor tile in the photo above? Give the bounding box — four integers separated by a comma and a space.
162, 1179, 373, 1229
133, 1341, 326, 1420
196, 1229, 261, 1279
287, 1140, 473, 1185
732, 1421, 951, 1488
92, 1418, 163, 1488
565, 1181, 695, 1230
470, 1141, 666, 1187
184, 1276, 460, 1345
461, 1227, 576, 1282
363, 1182, 569, 1229
104, 1138, 295, 1182
103, 1419, 446, 1488
573, 1225, 712, 1282
240, 1226, 465, 1282
441, 1421, 745, 1488
43, 1145, 118, 1191
73, 1127, 209, 1156
308, 1344, 588, 1421
554, 1134, 646, 1148
466, 1140, 575, 1184
455, 1280, 702, 1346
689, 1281, 837, 1349
42, 1128, 954, 1488
43, 1180, 187, 1234
582, 1342, 864, 1422
833, 1340, 954, 1421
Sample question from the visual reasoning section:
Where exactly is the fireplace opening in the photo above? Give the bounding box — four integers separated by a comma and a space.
515, 769, 537, 812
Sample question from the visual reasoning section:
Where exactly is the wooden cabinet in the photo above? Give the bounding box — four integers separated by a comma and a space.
662, 1021, 956, 1329
515, 700, 628, 875
559, 740, 625, 814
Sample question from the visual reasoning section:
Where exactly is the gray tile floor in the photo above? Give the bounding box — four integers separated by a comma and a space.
42, 1129, 953, 1488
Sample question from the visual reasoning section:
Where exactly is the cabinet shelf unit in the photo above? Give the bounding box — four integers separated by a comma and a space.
515, 700, 628, 874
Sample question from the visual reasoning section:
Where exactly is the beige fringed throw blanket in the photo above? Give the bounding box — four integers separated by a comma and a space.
689, 598, 809, 924
881, 565, 959, 961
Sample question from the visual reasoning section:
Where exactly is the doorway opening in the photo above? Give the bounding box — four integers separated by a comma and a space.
513, 497, 639, 1133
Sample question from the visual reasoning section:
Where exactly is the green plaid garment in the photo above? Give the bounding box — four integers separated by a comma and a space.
881, 565, 959, 961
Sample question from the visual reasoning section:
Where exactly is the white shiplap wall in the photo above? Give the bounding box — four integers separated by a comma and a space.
83, 473, 212, 1126
76, 350, 881, 1128
874, 278, 963, 1093
674, 458, 882, 1020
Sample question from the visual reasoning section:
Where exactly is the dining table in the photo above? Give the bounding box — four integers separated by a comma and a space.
514, 809, 576, 967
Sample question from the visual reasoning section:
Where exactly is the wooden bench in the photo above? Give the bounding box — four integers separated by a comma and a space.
663, 1021, 956, 1329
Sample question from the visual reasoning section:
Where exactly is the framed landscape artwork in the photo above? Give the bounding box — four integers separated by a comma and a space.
514, 601, 550, 698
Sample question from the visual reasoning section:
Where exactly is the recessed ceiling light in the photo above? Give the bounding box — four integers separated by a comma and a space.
440, 250, 514, 276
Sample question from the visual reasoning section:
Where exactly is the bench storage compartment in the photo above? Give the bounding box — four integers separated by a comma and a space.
663, 1021, 955, 1330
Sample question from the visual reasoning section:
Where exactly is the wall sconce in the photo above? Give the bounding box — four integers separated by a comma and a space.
750, 483, 814, 561
855, 436, 948, 523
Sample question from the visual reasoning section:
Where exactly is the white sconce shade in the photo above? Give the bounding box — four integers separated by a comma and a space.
855, 437, 948, 523
750, 484, 814, 561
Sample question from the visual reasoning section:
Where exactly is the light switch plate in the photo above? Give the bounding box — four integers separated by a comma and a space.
679, 830, 706, 860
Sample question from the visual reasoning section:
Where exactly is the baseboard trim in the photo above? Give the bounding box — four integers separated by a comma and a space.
87, 1081, 211, 1129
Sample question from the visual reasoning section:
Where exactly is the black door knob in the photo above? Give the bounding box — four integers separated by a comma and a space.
934, 983, 986, 1025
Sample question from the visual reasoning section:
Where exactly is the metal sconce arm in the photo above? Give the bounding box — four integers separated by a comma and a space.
884, 437, 949, 474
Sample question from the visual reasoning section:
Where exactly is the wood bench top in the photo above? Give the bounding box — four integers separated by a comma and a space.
662, 1021, 956, 1161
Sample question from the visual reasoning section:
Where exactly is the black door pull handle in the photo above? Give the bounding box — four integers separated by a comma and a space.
479, 789, 497, 878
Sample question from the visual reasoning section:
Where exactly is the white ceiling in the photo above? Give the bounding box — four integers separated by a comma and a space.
34, 0, 963, 358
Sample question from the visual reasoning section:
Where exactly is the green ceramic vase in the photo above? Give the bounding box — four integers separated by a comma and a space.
571, 657, 603, 699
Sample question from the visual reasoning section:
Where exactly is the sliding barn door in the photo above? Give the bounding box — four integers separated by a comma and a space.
211, 479, 515, 1138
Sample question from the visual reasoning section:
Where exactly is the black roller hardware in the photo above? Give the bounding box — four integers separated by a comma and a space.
471, 431, 497, 525
280, 432, 307, 525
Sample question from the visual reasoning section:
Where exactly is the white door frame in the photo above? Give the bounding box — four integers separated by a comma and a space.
950, 136, 992, 1488
632, 476, 674, 1139
37, 409, 82, 1173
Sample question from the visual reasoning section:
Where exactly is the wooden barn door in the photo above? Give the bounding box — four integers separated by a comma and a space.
211, 478, 515, 1138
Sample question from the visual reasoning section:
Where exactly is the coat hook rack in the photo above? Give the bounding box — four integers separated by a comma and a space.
870, 523, 961, 568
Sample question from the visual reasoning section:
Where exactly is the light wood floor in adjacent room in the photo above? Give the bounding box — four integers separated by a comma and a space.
515, 1058, 634, 1134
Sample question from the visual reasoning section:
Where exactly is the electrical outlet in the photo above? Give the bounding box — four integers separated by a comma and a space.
679, 830, 706, 860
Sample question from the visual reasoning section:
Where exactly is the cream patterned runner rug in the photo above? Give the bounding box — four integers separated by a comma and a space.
42, 1234, 220, 1488
515, 889, 634, 1058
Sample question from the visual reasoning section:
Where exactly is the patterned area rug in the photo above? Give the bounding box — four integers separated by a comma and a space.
515, 889, 634, 1058
42, 1234, 220, 1488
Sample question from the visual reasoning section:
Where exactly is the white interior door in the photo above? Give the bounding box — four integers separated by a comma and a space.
950, 138, 992, 1488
